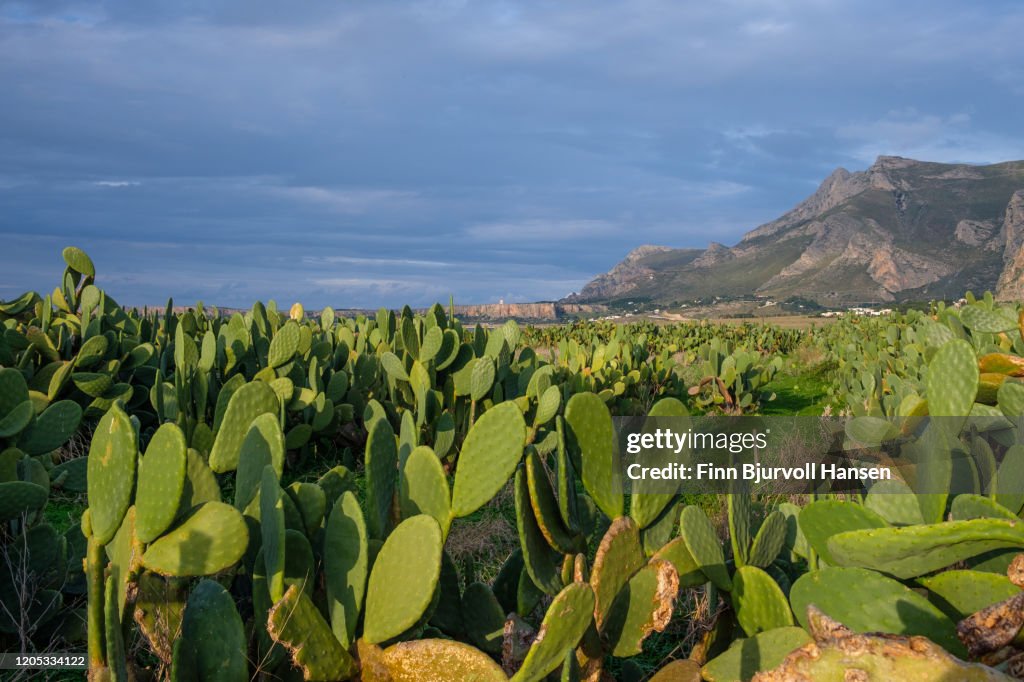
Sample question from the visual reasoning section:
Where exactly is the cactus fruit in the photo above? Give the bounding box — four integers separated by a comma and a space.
680, 505, 731, 591
172, 579, 248, 681
752, 607, 1011, 682
827, 518, 1024, 579
731, 566, 794, 636
208, 381, 279, 473
564, 392, 622, 519
453, 401, 527, 517
87, 403, 137, 544
141, 501, 248, 577
324, 490, 368, 648
511, 582, 596, 682
135, 423, 187, 544
363, 514, 443, 644
790, 566, 962, 654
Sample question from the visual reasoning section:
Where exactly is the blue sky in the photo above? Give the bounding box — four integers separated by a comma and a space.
2, 1, 1023, 308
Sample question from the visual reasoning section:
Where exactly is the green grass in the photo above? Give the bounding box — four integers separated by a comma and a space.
760, 359, 838, 416
42, 493, 87, 535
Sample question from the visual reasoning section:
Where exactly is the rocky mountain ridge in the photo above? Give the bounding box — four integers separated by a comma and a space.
566, 156, 1024, 304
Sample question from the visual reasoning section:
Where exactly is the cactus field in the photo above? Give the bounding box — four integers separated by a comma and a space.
8, 247, 1024, 681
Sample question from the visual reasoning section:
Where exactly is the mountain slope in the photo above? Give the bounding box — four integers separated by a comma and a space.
566, 156, 1024, 305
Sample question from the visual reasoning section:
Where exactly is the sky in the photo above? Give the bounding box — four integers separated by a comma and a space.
2, 1, 1024, 308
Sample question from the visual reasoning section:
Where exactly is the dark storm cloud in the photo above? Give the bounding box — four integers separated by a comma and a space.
1, 0, 1023, 307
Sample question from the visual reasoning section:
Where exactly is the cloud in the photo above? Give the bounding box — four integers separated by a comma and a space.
465, 219, 617, 242
837, 110, 1024, 164
92, 180, 140, 187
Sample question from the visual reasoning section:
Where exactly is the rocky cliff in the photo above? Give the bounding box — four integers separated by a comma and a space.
568, 156, 1024, 305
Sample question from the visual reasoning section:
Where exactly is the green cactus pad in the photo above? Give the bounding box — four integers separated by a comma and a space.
267, 583, 358, 681
462, 582, 506, 655
630, 399, 689, 529
797, 499, 888, 566
173, 579, 248, 681
515, 467, 565, 596
180, 449, 220, 510
135, 423, 187, 544
366, 416, 398, 540
50, 456, 88, 492
324, 491, 368, 648
260, 465, 286, 601
731, 565, 794, 636
511, 582, 595, 682
378, 639, 508, 682
790, 566, 962, 654
429, 550, 465, 636
452, 401, 527, 517
0, 400, 33, 438
680, 505, 731, 591
748, 510, 786, 568
87, 403, 138, 544
232, 412, 284, 510
651, 537, 705, 588
863, 479, 926, 525
0, 368, 29, 417
363, 514, 443, 644
399, 445, 451, 538
927, 339, 979, 418
602, 558, 679, 657
590, 516, 646, 625
525, 447, 580, 554
286, 481, 327, 535
918, 570, 1020, 620
951, 493, 1018, 520
827, 518, 1024, 579
701, 626, 811, 682
62, 246, 95, 277
267, 320, 300, 367
141, 501, 248, 577
992, 444, 1024, 514
0, 481, 48, 522
208, 380, 279, 473
492, 549, 524, 615
470, 356, 496, 401
647, 660, 701, 682
564, 392, 622, 520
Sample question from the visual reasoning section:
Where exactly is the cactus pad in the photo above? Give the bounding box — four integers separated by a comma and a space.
377, 639, 508, 682
564, 392, 622, 519
87, 403, 137, 544
268, 583, 358, 681
798, 499, 888, 566
399, 445, 451, 538
141, 501, 248, 577
363, 514, 443, 644
731, 565, 794, 636
601, 559, 679, 657
790, 566, 962, 655
680, 505, 731, 591
135, 423, 187, 544
701, 626, 812, 682
512, 582, 595, 682
173, 579, 248, 681
452, 401, 526, 517
827, 518, 1024, 578
208, 381, 279, 473
324, 491, 368, 648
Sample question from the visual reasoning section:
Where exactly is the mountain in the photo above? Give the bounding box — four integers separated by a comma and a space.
565, 156, 1024, 305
